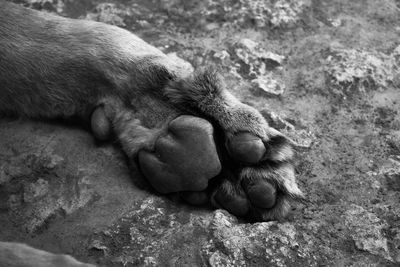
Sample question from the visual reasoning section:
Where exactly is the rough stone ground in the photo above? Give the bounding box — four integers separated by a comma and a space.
1, 0, 400, 266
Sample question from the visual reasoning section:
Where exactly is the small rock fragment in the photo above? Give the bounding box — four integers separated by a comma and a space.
261, 109, 315, 149
344, 205, 393, 262
252, 74, 285, 95
234, 38, 286, 95
261, 110, 295, 131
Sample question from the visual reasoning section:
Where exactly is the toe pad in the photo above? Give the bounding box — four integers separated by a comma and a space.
244, 180, 276, 209
227, 133, 266, 164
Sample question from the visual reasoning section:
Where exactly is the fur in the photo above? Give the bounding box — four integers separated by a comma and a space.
0, 1, 178, 119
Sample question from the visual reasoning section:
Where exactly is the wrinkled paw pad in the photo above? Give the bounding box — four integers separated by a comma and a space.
138, 115, 222, 194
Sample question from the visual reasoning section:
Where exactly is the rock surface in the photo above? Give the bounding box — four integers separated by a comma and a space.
2, 0, 400, 266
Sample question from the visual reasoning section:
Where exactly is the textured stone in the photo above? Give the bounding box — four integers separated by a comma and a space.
345, 205, 392, 262
326, 47, 398, 93
234, 38, 286, 95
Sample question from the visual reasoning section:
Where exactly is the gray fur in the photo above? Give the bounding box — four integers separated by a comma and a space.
0, 1, 177, 120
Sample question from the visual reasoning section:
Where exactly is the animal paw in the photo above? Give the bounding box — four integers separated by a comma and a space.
214, 129, 304, 221
165, 70, 305, 221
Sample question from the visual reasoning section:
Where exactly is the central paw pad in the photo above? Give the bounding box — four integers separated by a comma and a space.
138, 115, 222, 194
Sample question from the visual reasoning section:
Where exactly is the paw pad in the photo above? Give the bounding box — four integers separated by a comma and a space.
227, 132, 266, 164
243, 180, 276, 209
138, 115, 221, 194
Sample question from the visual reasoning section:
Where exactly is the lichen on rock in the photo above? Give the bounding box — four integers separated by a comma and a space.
234, 38, 286, 95
344, 204, 392, 262
326, 47, 398, 94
